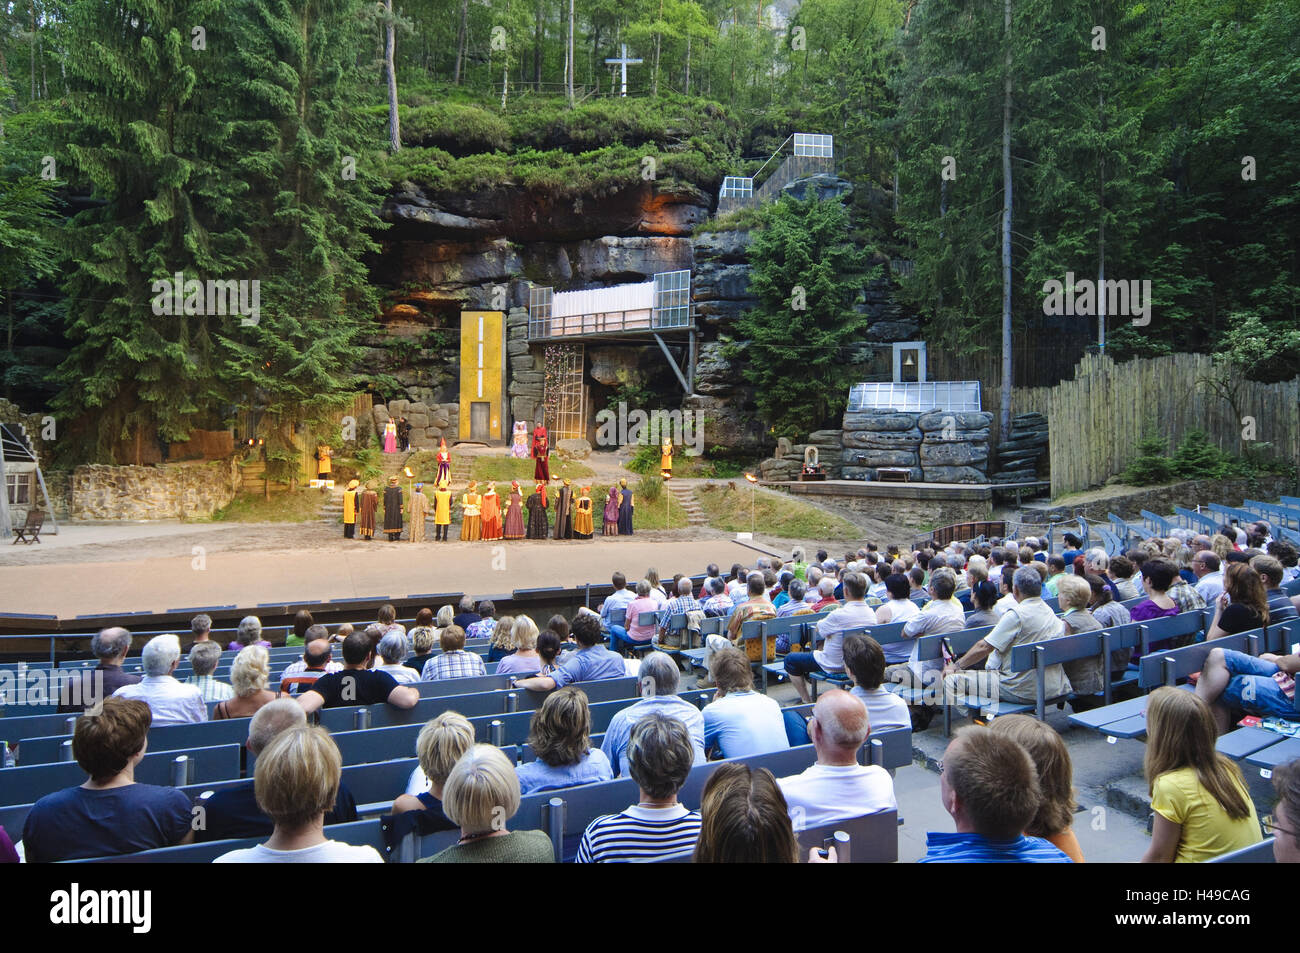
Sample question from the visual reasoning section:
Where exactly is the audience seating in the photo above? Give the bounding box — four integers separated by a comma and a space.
1, 743, 242, 806
62, 817, 390, 864
1205, 838, 1275, 864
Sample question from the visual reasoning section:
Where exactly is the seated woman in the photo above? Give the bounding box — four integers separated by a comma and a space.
1206, 562, 1269, 640
214, 645, 281, 720
375, 632, 421, 683
1140, 687, 1261, 863
405, 625, 437, 676
1130, 559, 1182, 650
419, 745, 555, 863
227, 615, 272, 653
214, 726, 382, 862
496, 616, 544, 677
487, 612, 517, 663
516, 687, 614, 795
610, 580, 661, 656
990, 715, 1085, 862
874, 572, 921, 626
1085, 573, 1133, 675
21, 698, 193, 862
393, 711, 476, 833
537, 630, 564, 676
1056, 575, 1104, 702
694, 763, 813, 863
964, 580, 1003, 629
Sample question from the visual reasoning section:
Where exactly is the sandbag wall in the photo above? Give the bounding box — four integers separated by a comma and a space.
840, 410, 993, 484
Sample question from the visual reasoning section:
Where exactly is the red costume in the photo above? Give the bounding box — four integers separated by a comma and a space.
531, 424, 550, 482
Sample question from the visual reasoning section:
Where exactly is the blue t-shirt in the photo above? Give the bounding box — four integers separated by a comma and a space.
23, 783, 193, 862
703, 691, 790, 758
919, 831, 1073, 863
551, 645, 627, 688
516, 749, 615, 795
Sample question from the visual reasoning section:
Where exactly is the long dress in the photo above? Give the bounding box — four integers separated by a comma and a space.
525, 492, 549, 539
603, 487, 620, 536
383, 485, 403, 539
408, 490, 429, 543
436, 448, 451, 484
342, 488, 357, 538
460, 492, 482, 541
383, 421, 397, 453
553, 484, 573, 540
480, 489, 502, 540
503, 490, 525, 539
531, 427, 550, 482
617, 488, 634, 535
573, 495, 594, 539
358, 489, 378, 540
511, 421, 530, 459
317, 446, 332, 481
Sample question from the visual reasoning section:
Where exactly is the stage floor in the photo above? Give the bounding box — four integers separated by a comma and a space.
0, 521, 763, 618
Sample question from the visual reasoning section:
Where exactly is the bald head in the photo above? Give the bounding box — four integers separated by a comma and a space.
811, 689, 868, 763
304, 639, 332, 668
247, 699, 307, 755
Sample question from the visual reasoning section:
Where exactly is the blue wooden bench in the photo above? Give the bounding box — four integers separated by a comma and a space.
1204, 837, 1275, 863
61, 817, 390, 863
1, 743, 243, 807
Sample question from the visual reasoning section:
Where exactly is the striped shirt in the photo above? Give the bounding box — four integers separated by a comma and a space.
576, 804, 701, 863
920, 831, 1073, 863
185, 674, 235, 703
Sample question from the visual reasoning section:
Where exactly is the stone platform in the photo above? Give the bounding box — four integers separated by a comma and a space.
765, 478, 996, 527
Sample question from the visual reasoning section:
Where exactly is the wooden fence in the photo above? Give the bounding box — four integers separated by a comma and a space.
1011, 353, 1300, 497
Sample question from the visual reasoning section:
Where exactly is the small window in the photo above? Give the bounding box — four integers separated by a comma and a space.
6, 472, 31, 506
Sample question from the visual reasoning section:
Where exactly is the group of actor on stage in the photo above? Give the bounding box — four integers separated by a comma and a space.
338, 426, 638, 542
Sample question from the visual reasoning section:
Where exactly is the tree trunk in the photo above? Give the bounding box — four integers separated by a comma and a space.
454, 0, 469, 84
567, 0, 574, 104
999, 0, 1013, 441
30, 0, 37, 101
653, 0, 663, 96
534, 0, 543, 88
384, 0, 399, 153
684, 35, 690, 95
1097, 90, 1106, 351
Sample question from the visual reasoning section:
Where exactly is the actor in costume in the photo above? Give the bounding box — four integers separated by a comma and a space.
503, 480, 525, 540
553, 478, 574, 540
531, 422, 550, 482
460, 481, 483, 541
341, 479, 360, 538
435, 437, 451, 484
317, 445, 333, 482
398, 417, 411, 452
617, 478, 634, 535
383, 477, 404, 542
660, 438, 673, 480
480, 483, 503, 541
573, 486, 594, 539
511, 420, 530, 459
526, 482, 550, 539
603, 485, 621, 536
409, 483, 429, 543
383, 419, 397, 453
432, 479, 453, 542
358, 483, 378, 540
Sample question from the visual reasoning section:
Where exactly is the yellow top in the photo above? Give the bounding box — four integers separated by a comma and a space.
460, 492, 481, 517
342, 489, 356, 522
432, 487, 453, 524
1151, 767, 1262, 863
317, 446, 332, 473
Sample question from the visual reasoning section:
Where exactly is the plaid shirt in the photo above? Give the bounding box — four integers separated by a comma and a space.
466, 618, 497, 641
1168, 579, 1207, 614
658, 594, 702, 628
422, 650, 486, 681
185, 674, 235, 703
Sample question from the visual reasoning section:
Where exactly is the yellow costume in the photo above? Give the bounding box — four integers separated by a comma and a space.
409, 485, 429, 543
573, 486, 594, 538
660, 438, 672, 480
342, 479, 359, 538
433, 481, 453, 542
460, 481, 482, 541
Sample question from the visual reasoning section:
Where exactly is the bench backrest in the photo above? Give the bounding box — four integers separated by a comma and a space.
63, 818, 389, 864
1, 743, 242, 807
796, 809, 899, 863
1138, 632, 1250, 689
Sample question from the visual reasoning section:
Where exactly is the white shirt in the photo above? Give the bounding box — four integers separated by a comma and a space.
213, 841, 384, 863
877, 598, 920, 625
376, 663, 420, 684
778, 762, 897, 828
849, 685, 912, 732
113, 674, 207, 726
1194, 571, 1225, 605
814, 601, 878, 671
995, 592, 1018, 614
702, 691, 790, 758
280, 659, 343, 683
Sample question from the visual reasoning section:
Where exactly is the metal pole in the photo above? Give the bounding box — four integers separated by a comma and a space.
490, 719, 505, 747
545, 796, 565, 862
505, 692, 518, 713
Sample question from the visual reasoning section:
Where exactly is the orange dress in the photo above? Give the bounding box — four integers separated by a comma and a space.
480, 488, 502, 540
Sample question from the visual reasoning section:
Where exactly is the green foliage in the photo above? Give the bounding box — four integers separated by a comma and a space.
636, 472, 663, 503
1170, 430, 1237, 480
732, 192, 878, 437
1213, 313, 1300, 384
1121, 429, 1175, 486
625, 443, 661, 475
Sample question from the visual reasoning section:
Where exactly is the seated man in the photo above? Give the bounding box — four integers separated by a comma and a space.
185, 640, 234, 703
785, 572, 876, 703
921, 726, 1072, 862
577, 713, 702, 862
701, 576, 734, 617
942, 566, 1071, 708
22, 698, 193, 862
58, 627, 139, 713
697, 572, 777, 688
1196, 645, 1299, 734
598, 571, 637, 634
702, 647, 789, 759
513, 612, 628, 693
421, 625, 487, 681
602, 651, 705, 775
279, 630, 342, 695
298, 631, 421, 713
196, 699, 357, 842
112, 633, 207, 726
1253, 555, 1299, 624
777, 689, 895, 828
843, 633, 911, 732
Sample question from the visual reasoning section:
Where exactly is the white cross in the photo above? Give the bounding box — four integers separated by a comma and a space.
604, 44, 643, 97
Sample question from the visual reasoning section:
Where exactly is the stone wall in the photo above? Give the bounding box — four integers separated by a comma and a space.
70, 458, 241, 520
785, 485, 993, 528
506, 307, 544, 428
841, 410, 993, 484
758, 431, 844, 481
372, 400, 459, 448
1028, 474, 1300, 524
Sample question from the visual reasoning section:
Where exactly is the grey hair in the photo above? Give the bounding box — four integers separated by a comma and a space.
639, 651, 681, 697
237, 616, 262, 644
626, 712, 694, 801
91, 627, 132, 660
458, 595, 475, 612
677, 576, 694, 596
756, 557, 772, 569
708, 576, 726, 595
188, 640, 223, 676
1012, 565, 1043, 598
946, 555, 964, 571
819, 577, 836, 595
247, 698, 307, 756
190, 614, 212, 636
636, 579, 651, 597
792, 547, 805, 562
377, 632, 410, 665
142, 634, 181, 676
1085, 548, 1109, 571
436, 605, 455, 627
807, 566, 824, 586
788, 580, 806, 602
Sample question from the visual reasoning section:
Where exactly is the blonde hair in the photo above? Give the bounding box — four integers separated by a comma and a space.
1144, 687, 1252, 821
254, 725, 340, 829
512, 616, 539, 652
490, 615, 517, 651
1209, 534, 1234, 561
416, 711, 475, 787
231, 644, 270, 697
442, 744, 520, 834
410, 626, 437, 654
435, 605, 455, 628
1055, 574, 1091, 611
